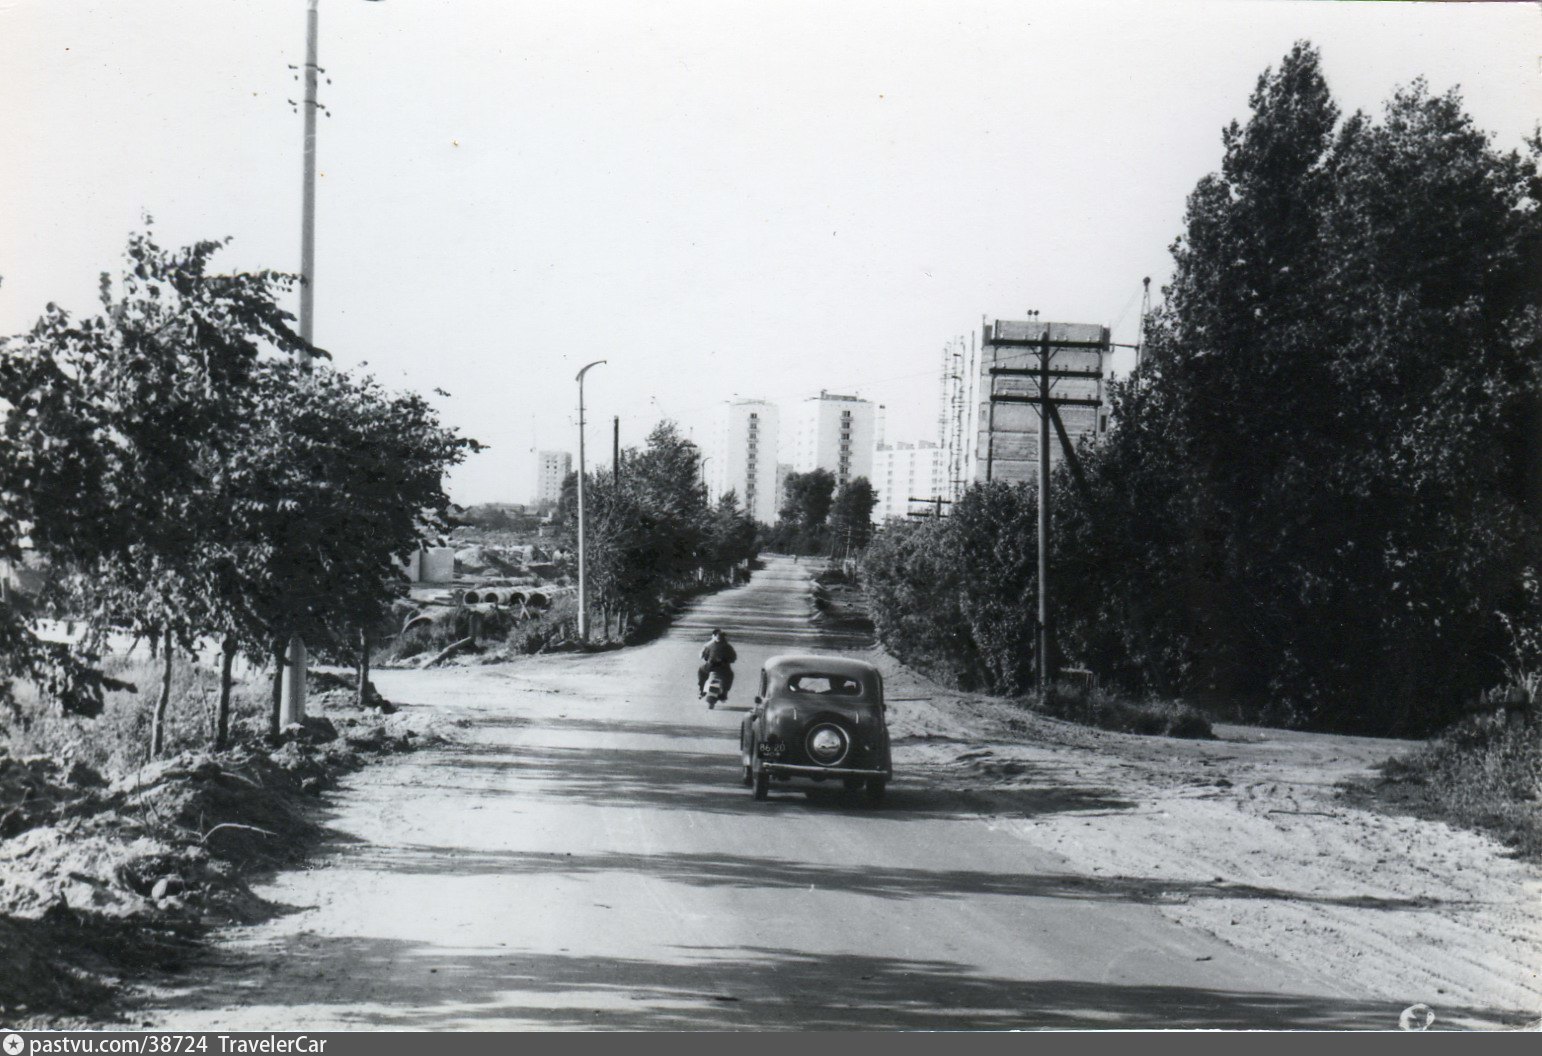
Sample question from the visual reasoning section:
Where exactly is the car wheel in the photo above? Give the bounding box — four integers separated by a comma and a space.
752, 759, 770, 801
864, 778, 887, 807
842, 777, 864, 793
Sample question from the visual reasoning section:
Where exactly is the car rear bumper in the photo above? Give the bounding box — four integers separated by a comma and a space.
763, 763, 890, 780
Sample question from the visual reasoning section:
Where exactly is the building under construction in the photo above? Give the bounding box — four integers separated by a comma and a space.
972, 319, 1110, 485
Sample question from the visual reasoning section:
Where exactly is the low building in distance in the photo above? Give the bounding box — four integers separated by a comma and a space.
872, 441, 946, 523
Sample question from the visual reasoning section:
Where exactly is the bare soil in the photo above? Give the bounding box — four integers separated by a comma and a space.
872, 649, 1542, 1028
15, 560, 1537, 1029
0, 689, 437, 1027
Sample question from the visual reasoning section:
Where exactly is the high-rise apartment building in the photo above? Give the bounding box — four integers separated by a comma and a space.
872, 442, 947, 523
973, 320, 1109, 485
533, 450, 573, 506
708, 399, 781, 524
792, 391, 875, 488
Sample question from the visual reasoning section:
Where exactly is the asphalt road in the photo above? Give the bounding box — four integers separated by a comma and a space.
141, 556, 1396, 1030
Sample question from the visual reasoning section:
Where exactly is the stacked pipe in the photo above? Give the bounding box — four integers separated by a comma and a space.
460, 584, 573, 612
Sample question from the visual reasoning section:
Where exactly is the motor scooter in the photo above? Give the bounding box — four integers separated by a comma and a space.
704, 669, 727, 709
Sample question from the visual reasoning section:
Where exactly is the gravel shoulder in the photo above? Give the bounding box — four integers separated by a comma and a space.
870, 649, 1542, 1029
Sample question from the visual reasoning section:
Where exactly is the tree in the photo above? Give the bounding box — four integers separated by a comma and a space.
1055, 45, 1542, 732
829, 477, 878, 558
619, 422, 708, 589
0, 231, 307, 745
702, 493, 759, 583
0, 282, 134, 719
775, 469, 837, 554
861, 482, 1039, 693
867, 46, 1542, 734
220, 360, 477, 737
559, 420, 734, 639
780, 469, 836, 530
0, 231, 479, 748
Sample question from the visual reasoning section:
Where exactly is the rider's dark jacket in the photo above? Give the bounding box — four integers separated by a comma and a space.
701, 639, 737, 667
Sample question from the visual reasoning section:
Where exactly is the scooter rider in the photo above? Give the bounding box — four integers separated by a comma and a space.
697, 628, 737, 700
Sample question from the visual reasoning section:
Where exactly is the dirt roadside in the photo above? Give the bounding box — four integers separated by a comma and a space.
0, 691, 439, 1028
15, 556, 1534, 1029
869, 649, 1541, 1029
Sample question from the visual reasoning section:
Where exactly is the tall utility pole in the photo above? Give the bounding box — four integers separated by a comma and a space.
983, 316, 1106, 693
984, 336, 996, 481
286, 0, 379, 726
1134, 276, 1152, 375
279, 0, 328, 730
280, 0, 387, 730
1037, 328, 1051, 695
297, 0, 320, 355
612, 416, 620, 486
575, 360, 606, 642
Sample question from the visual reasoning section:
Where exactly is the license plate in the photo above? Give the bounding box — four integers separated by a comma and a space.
757, 743, 784, 758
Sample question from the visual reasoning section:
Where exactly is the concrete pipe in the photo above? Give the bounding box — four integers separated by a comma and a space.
401, 613, 435, 635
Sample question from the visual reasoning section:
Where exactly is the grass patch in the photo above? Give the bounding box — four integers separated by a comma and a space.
1034, 680, 1214, 739
1359, 713, 1541, 859
374, 596, 584, 666
6, 654, 271, 780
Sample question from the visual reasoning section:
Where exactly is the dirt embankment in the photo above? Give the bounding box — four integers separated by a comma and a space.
870, 649, 1542, 1030
0, 689, 438, 1027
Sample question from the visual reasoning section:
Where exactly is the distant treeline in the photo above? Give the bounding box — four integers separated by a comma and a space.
555, 422, 760, 640
759, 469, 878, 558
864, 45, 1541, 736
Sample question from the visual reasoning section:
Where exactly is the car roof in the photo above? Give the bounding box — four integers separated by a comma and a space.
762, 654, 881, 679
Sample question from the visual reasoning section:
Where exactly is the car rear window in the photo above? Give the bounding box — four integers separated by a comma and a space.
787, 674, 864, 696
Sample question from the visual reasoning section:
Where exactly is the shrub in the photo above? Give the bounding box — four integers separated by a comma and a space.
504, 596, 577, 654
1036, 681, 1214, 739
373, 596, 581, 665
1374, 714, 1542, 859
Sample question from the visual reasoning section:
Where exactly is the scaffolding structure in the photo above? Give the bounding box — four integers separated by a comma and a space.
933, 333, 977, 505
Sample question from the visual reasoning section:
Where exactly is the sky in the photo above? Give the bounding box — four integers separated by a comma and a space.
2, 0, 1537, 505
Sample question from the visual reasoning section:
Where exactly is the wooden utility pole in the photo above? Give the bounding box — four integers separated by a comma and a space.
1135, 276, 1151, 375
984, 323, 996, 481
281, 0, 324, 731
575, 360, 606, 641
1037, 330, 1051, 695
612, 416, 620, 486
982, 320, 1108, 695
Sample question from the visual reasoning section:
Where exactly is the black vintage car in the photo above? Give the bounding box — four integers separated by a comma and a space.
739, 654, 892, 804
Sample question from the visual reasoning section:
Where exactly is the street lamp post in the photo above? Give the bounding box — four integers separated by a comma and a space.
280, 0, 384, 730
575, 360, 607, 642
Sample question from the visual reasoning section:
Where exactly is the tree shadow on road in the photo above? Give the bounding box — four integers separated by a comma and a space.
328, 842, 1455, 912
140, 934, 1521, 1030
434, 741, 1133, 822
475, 714, 742, 743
